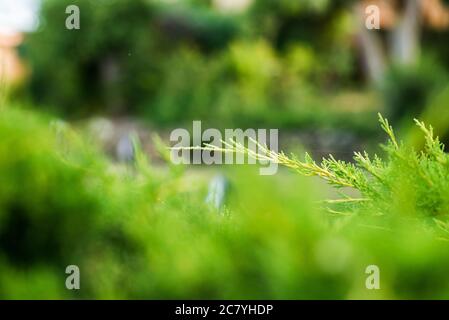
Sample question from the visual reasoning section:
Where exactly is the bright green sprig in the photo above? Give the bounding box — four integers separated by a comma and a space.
172, 115, 449, 217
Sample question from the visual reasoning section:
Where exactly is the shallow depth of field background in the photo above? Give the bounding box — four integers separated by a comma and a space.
2, 0, 449, 299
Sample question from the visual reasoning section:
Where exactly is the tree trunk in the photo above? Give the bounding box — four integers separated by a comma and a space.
354, 3, 387, 83
390, 0, 421, 65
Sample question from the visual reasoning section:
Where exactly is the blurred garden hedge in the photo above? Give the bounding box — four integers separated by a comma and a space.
23, 0, 372, 129
2, 105, 449, 299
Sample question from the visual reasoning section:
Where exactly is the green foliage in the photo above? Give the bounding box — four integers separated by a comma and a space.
22, 0, 366, 130
3, 107, 449, 299
147, 38, 371, 130
381, 59, 448, 123
25, 0, 158, 115
247, 0, 356, 84
0, 106, 185, 298
201, 114, 449, 219
24, 0, 240, 117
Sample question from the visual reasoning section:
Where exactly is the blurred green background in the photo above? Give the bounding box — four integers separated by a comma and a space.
2, 0, 449, 299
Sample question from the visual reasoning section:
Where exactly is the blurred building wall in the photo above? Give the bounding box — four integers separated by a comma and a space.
0, 32, 26, 85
